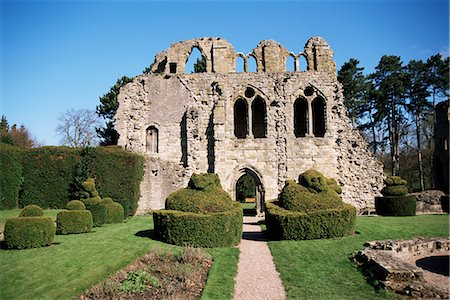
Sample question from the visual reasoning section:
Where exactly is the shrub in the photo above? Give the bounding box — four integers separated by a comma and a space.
381, 176, 408, 197
188, 173, 221, 190
4, 216, 55, 249
85, 203, 108, 227
19, 204, 44, 217
441, 195, 449, 214
375, 196, 417, 216
166, 188, 233, 213
265, 201, 356, 240
56, 210, 93, 234
298, 170, 328, 193
66, 200, 86, 210
153, 202, 243, 247
0, 143, 23, 209
105, 202, 124, 224
101, 197, 114, 205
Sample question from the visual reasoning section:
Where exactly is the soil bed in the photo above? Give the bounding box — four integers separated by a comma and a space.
78, 248, 212, 300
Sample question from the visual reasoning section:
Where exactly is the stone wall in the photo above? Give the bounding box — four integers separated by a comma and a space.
115, 36, 384, 214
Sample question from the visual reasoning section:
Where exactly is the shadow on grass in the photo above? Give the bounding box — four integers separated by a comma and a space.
243, 208, 256, 217
135, 229, 156, 239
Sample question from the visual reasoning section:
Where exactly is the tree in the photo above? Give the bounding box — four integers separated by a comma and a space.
370, 55, 408, 176
193, 57, 207, 73
0, 115, 35, 147
96, 76, 133, 145
337, 58, 367, 126
56, 109, 100, 147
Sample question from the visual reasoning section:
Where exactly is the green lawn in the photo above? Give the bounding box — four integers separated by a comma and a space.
0, 212, 239, 300
268, 214, 449, 299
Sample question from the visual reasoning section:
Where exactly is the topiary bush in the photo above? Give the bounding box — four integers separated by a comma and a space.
19, 204, 44, 217
101, 197, 114, 205
266, 170, 355, 240
84, 202, 108, 227
4, 216, 55, 249
66, 200, 86, 210
376, 176, 416, 216
56, 210, 93, 234
105, 202, 124, 224
154, 173, 242, 247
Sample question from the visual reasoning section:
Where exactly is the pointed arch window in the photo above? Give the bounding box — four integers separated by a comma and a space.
294, 97, 308, 137
312, 97, 326, 137
146, 126, 159, 153
234, 98, 248, 138
252, 96, 267, 138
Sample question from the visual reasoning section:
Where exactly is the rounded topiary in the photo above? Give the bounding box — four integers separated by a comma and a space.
166, 187, 233, 213
381, 176, 408, 196
326, 178, 342, 194
82, 196, 102, 206
298, 170, 328, 193
188, 173, 222, 191
101, 197, 114, 205
84, 202, 108, 227
105, 202, 124, 224
19, 205, 44, 217
56, 210, 93, 234
66, 200, 86, 210
4, 217, 55, 249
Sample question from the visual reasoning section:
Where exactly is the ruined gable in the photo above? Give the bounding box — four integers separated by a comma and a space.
115, 36, 384, 214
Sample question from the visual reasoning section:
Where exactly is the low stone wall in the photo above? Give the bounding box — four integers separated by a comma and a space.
353, 237, 450, 299
410, 190, 445, 214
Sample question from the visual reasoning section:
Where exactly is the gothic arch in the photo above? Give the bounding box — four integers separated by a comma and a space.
294, 97, 308, 137
146, 125, 159, 153
234, 98, 248, 138
312, 96, 326, 137
230, 165, 265, 216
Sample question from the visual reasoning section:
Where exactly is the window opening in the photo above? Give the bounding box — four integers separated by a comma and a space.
299, 54, 308, 72
146, 126, 159, 153
234, 99, 248, 138
245, 87, 255, 99
294, 97, 308, 137
312, 97, 326, 137
185, 47, 206, 74
247, 55, 257, 72
236, 56, 245, 72
252, 96, 267, 138
286, 55, 296, 72
169, 63, 177, 74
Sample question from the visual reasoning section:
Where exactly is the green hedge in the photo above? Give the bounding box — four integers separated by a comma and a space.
19, 205, 44, 217
20, 147, 79, 209
375, 196, 416, 216
66, 200, 86, 210
1, 146, 144, 215
265, 201, 356, 240
56, 210, 93, 234
153, 202, 243, 247
4, 217, 55, 249
105, 202, 124, 224
85, 203, 108, 227
0, 143, 23, 209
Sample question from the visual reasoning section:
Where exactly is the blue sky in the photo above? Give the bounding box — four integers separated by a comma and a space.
1, 0, 448, 145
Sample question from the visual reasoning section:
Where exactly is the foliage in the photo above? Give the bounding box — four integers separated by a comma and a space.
84, 202, 108, 227
381, 175, 408, 196
66, 200, 86, 210
96, 76, 133, 145
375, 196, 416, 216
188, 173, 221, 190
153, 202, 243, 247
56, 210, 93, 235
56, 109, 100, 147
0, 143, 23, 209
20, 147, 80, 208
105, 202, 124, 224
120, 270, 160, 292
0, 115, 36, 148
265, 202, 356, 240
19, 204, 44, 217
71, 147, 97, 199
193, 57, 207, 73
4, 216, 55, 249
236, 174, 256, 202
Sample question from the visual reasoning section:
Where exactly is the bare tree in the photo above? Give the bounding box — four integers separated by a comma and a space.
56, 109, 100, 147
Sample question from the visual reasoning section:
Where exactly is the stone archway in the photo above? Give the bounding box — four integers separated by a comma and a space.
231, 166, 265, 217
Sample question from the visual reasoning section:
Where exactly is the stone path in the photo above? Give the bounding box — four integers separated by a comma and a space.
233, 216, 286, 300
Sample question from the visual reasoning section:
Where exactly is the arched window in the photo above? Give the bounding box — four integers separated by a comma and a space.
252, 96, 267, 138
286, 55, 296, 72
294, 97, 308, 137
312, 97, 326, 137
146, 126, 159, 153
247, 55, 257, 72
185, 47, 206, 74
299, 54, 308, 71
234, 99, 248, 138
236, 55, 245, 72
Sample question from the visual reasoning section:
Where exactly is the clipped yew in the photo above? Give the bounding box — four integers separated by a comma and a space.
375, 176, 416, 216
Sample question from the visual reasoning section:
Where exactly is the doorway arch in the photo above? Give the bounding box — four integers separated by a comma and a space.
231, 166, 265, 216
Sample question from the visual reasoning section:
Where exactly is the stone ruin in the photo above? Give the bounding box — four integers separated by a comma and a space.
114, 36, 384, 214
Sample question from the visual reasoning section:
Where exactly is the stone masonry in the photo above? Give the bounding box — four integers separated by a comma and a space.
115, 37, 384, 214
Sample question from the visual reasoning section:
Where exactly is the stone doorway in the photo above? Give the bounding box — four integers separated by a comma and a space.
233, 167, 265, 217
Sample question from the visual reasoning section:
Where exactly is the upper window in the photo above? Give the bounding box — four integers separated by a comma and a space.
294, 97, 308, 137
252, 96, 267, 138
234, 99, 248, 138
312, 97, 326, 137
146, 126, 159, 153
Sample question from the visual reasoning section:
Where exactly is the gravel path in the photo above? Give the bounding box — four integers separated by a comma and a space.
233, 216, 286, 300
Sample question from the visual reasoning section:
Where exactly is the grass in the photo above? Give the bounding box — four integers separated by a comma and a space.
268, 214, 449, 299
0, 211, 239, 300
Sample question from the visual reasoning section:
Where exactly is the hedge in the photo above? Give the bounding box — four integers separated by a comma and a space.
0, 143, 23, 209
375, 196, 416, 216
56, 210, 93, 234
4, 217, 55, 249
1, 146, 144, 215
85, 203, 108, 227
19, 205, 44, 217
153, 202, 243, 247
20, 147, 79, 208
66, 200, 86, 210
105, 202, 124, 224
265, 201, 356, 240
